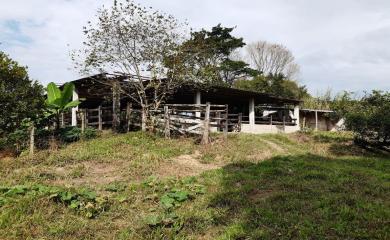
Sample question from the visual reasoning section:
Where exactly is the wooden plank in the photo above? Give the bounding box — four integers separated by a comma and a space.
164, 106, 170, 139
98, 105, 102, 130
201, 102, 211, 144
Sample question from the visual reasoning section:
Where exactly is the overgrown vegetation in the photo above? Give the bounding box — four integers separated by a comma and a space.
344, 91, 390, 149
0, 131, 388, 239
0, 51, 45, 152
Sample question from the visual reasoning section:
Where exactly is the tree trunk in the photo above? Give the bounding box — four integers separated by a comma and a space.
112, 80, 121, 132
141, 107, 147, 132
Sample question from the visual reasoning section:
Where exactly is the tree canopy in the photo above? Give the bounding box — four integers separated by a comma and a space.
72, 0, 188, 130
0, 51, 44, 137
233, 73, 309, 100
178, 24, 258, 86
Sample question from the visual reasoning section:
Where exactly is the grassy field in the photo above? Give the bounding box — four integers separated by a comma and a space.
0, 131, 389, 239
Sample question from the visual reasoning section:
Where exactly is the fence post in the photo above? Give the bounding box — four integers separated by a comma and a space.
270, 115, 273, 125
201, 102, 211, 144
238, 113, 242, 132
98, 105, 103, 131
283, 115, 286, 132
112, 80, 121, 132
164, 105, 170, 139
216, 112, 221, 131
126, 102, 132, 132
223, 104, 228, 139
81, 109, 85, 133
29, 124, 35, 157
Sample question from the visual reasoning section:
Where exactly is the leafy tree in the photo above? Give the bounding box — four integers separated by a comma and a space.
45, 82, 80, 130
233, 73, 309, 100
343, 91, 390, 148
72, 0, 188, 131
0, 51, 44, 137
178, 24, 258, 86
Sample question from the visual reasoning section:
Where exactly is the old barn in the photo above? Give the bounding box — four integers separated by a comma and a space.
63, 73, 302, 134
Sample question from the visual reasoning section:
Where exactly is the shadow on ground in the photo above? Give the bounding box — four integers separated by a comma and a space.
205, 153, 389, 239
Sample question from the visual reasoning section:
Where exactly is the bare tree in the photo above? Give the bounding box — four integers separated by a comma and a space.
246, 41, 300, 79
72, 0, 188, 131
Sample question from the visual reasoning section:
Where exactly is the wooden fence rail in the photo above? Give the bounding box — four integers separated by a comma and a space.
72, 103, 234, 144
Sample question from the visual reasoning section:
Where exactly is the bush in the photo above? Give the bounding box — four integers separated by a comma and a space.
59, 127, 98, 143
312, 131, 354, 143
344, 91, 390, 148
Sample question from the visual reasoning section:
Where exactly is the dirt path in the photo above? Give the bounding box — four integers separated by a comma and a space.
157, 151, 221, 178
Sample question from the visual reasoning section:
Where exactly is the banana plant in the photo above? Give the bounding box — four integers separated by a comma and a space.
45, 82, 80, 129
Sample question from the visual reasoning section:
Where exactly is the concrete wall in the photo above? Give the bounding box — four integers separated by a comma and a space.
241, 124, 300, 134
302, 114, 344, 131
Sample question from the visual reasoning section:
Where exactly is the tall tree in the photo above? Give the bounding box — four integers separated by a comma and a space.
0, 51, 44, 137
246, 40, 300, 80
72, 0, 188, 131
178, 24, 257, 86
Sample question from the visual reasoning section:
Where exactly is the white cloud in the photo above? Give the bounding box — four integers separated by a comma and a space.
0, 0, 389, 94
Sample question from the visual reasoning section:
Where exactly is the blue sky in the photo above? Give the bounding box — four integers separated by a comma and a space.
1, 0, 390, 96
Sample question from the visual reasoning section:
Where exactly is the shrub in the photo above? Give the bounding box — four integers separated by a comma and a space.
344, 91, 390, 148
59, 127, 98, 143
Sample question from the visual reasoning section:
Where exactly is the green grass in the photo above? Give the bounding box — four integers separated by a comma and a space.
0, 131, 389, 239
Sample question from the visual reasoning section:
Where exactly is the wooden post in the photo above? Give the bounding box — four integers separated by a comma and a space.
85, 109, 89, 128
126, 102, 132, 132
283, 115, 286, 132
81, 110, 85, 133
315, 110, 318, 131
98, 105, 103, 131
29, 125, 35, 157
216, 112, 221, 131
223, 104, 228, 139
270, 115, 273, 125
112, 80, 121, 132
164, 105, 170, 139
201, 102, 211, 144
238, 113, 242, 132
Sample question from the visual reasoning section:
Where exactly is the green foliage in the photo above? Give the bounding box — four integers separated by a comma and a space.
234, 73, 309, 100
0, 184, 108, 218
58, 126, 98, 143
45, 82, 80, 124
178, 24, 256, 86
0, 51, 45, 138
160, 189, 190, 209
142, 176, 206, 229
344, 91, 390, 148
311, 131, 354, 143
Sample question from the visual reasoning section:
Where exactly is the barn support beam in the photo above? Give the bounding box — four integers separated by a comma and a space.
71, 89, 79, 126
294, 105, 300, 127
195, 90, 201, 118
249, 97, 255, 126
